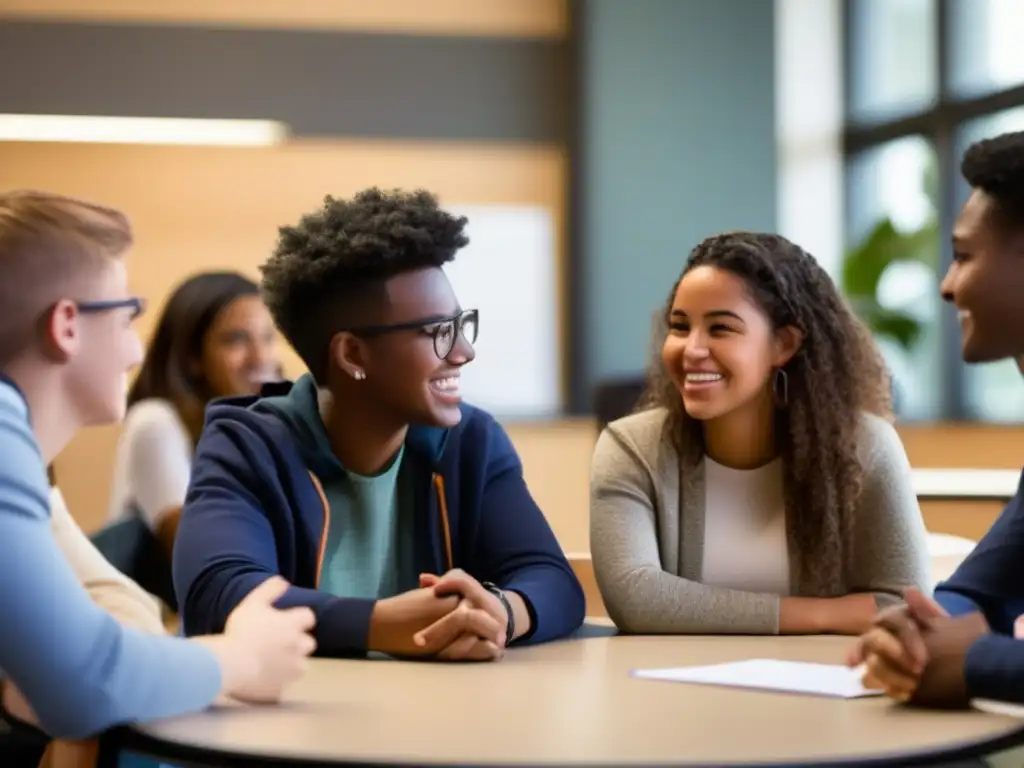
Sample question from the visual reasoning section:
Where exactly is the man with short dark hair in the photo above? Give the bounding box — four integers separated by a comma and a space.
849, 131, 1024, 709
174, 188, 585, 661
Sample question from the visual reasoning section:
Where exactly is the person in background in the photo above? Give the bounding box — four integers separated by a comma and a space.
0, 189, 314, 760
590, 232, 931, 636
108, 271, 281, 564
174, 188, 585, 662
850, 131, 1024, 711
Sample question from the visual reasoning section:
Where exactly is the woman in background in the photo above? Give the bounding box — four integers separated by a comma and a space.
101, 271, 281, 607
590, 232, 930, 636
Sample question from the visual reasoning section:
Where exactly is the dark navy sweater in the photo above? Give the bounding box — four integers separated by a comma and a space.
935, 469, 1024, 704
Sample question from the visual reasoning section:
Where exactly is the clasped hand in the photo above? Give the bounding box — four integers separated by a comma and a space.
846, 588, 990, 709
370, 569, 509, 662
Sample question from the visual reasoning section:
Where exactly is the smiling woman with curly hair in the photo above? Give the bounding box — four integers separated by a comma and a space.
589, 231, 931, 636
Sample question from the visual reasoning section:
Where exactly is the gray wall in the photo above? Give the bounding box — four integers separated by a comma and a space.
0, 20, 564, 142
573, 0, 777, 405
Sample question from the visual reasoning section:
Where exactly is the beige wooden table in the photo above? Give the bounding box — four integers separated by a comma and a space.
111, 628, 1024, 767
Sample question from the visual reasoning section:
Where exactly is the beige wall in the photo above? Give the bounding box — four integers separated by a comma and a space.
899, 423, 1024, 468
506, 420, 597, 553
919, 500, 1003, 543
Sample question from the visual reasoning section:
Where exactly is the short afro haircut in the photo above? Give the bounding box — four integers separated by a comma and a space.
260, 187, 469, 383
961, 130, 1024, 230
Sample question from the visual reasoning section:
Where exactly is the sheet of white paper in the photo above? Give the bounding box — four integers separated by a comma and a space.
632, 659, 883, 699
972, 698, 1024, 718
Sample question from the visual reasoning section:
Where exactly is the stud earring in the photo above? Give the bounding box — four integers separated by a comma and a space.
352, 370, 366, 381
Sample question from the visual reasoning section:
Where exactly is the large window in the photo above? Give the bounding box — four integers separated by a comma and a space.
846, 135, 941, 420
844, 0, 1024, 422
848, 0, 937, 123
948, 0, 1024, 98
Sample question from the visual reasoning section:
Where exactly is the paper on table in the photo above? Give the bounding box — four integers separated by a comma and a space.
632, 659, 884, 699
972, 698, 1024, 718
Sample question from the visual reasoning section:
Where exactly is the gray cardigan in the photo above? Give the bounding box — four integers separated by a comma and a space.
589, 408, 932, 635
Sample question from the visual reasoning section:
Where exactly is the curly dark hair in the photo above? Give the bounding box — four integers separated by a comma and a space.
641, 232, 893, 593
260, 188, 470, 382
961, 130, 1024, 229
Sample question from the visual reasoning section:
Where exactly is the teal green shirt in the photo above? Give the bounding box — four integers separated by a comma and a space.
262, 375, 416, 599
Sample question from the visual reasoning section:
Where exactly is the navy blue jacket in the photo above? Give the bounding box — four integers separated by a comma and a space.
935, 469, 1024, 704
172, 381, 585, 656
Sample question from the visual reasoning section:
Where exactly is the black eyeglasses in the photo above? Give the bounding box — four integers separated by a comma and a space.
76, 297, 147, 321
345, 308, 479, 360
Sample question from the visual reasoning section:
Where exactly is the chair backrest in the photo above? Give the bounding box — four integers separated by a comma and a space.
0, 719, 50, 768
927, 532, 976, 584
567, 552, 605, 618
593, 376, 647, 432
927, 532, 977, 558
90, 516, 177, 612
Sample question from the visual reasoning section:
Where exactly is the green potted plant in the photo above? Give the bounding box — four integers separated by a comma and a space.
840, 214, 940, 353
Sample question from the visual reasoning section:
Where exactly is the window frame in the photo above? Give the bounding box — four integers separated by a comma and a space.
842, 0, 1024, 421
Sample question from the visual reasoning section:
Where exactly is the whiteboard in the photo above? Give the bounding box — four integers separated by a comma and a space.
444, 205, 561, 418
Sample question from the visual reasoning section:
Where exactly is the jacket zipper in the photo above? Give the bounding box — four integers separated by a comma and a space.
309, 470, 454, 583
432, 473, 454, 571
308, 471, 330, 588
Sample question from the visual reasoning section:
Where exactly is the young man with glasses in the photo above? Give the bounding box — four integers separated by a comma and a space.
0, 190, 315, 760
174, 188, 585, 662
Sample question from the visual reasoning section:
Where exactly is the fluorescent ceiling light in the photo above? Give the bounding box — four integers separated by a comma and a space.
0, 114, 287, 146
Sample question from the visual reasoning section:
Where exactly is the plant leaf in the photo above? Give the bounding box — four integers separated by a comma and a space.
867, 307, 923, 352
841, 216, 940, 298
842, 218, 901, 297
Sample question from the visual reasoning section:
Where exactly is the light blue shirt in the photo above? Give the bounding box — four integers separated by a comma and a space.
318, 444, 410, 599
0, 378, 221, 738
262, 374, 417, 600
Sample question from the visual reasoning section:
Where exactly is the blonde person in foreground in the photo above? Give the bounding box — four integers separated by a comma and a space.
0, 190, 316, 756
590, 232, 931, 635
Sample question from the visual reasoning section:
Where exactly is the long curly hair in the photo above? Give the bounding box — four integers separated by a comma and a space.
640, 232, 893, 592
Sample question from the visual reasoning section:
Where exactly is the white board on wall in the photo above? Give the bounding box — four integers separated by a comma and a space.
444, 205, 561, 418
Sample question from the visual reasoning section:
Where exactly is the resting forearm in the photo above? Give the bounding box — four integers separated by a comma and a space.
780, 593, 877, 635
965, 634, 1024, 705
599, 567, 781, 634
